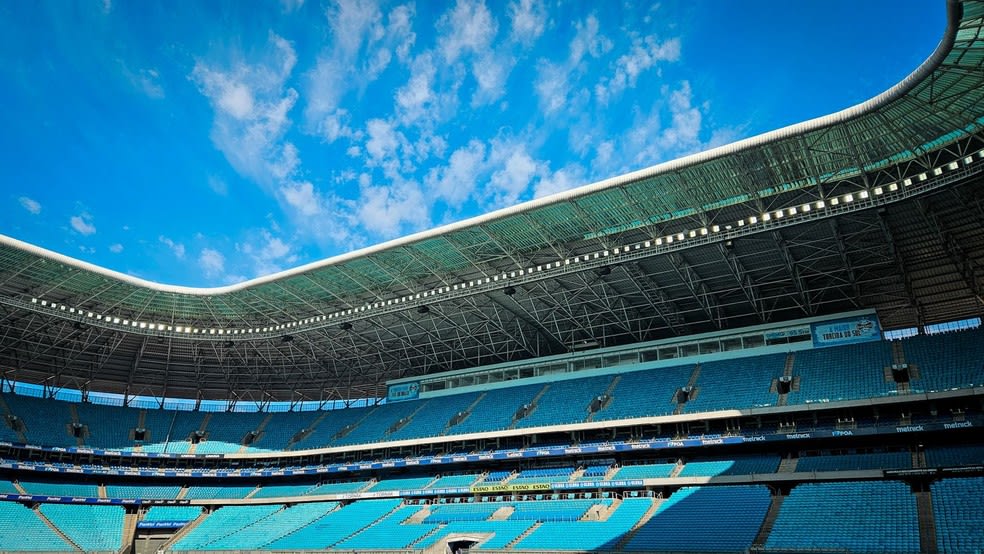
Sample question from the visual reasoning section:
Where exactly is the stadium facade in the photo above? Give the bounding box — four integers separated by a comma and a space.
0, 1, 982, 553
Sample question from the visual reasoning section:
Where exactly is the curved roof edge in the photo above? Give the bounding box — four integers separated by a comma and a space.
0, 0, 961, 297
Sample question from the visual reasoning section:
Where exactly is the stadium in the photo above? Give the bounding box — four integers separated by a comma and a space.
0, 1, 983, 553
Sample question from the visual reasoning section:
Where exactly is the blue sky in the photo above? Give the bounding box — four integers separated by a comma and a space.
1, 0, 945, 287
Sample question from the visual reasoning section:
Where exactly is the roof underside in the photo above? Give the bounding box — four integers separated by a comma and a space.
0, 1, 982, 402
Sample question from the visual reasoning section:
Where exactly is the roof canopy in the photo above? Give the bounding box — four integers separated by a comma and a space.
0, 0, 982, 403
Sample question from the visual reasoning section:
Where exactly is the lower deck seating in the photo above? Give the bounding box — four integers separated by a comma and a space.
0, 501, 72, 551
143, 505, 203, 523
183, 485, 257, 500
612, 462, 677, 479
677, 455, 780, 477
172, 504, 284, 550
265, 499, 401, 550
624, 485, 771, 552
765, 480, 919, 553
514, 497, 652, 551
40, 504, 125, 551
926, 444, 984, 467
932, 476, 984, 554
796, 451, 911, 472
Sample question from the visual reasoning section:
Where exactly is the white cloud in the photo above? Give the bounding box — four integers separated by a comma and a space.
19, 196, 41, 215
207, 176, 228, 196
534, 15, 611, 114
426, 140, 486, 207
109, 243, 124, 254
508, 0, 546, 46
471, 52, 513, 106
596, 35, 680, 105
281, 181, 322, 217
395, 53, 438, 124
304, 1, 416, 140
281, 0, 304, 12
159, 235, 186, 259
568, 15, 612, 65
199, 248, 226, 278
357, 177, 429, 237
70, 214, 96, 235
190, 33, 299, 187
438, 0, 498, 63
534, 61, 570, 114
534, 164, 585, 198
488, 145, 540, 208
623, 80, 706, 167
238, 229, 298, 276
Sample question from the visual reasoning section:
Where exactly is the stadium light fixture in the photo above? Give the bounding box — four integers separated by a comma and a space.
843, 194, 854, 203
933, 167, 943, 176
888, 183, 899, 192
859, 190, 869, 199
874, 187, 883, 195
762, 213, 771, 221
815, 200, 825, 209
830, 197, 839, 206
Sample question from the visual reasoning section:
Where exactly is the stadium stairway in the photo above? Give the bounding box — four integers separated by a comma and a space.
613, 496, 661, 550
506, 521, 542, 547
120, 511, 139, 554
509, 384, 551, 429
35, 507, 82, 551
777, 455, 798, 473
674, 364, 701, 415
751, 493, 785, 550
0, 394, 28, 444
441, 392, 486, 434
917, 490, 940, 554
585, 376, 621, 422
285, 410, 330, 449
158, 509, 210, 552
237, 412, 275, 453
331, 501, 404, 547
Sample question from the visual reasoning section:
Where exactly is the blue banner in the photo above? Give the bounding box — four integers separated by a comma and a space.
811, 314, 881, 347
387, 381, 420, 402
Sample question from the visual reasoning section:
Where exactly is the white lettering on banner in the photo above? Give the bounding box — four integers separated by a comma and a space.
944, 421, 972, 429
896, 425, 925, 433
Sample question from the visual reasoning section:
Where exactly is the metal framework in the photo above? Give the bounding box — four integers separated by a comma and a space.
0, 1, 982, 403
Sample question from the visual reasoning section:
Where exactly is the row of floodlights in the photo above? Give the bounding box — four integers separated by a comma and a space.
28, 150, 984, 338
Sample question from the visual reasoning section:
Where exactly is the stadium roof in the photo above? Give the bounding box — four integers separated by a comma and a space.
0, 0, 982, 403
